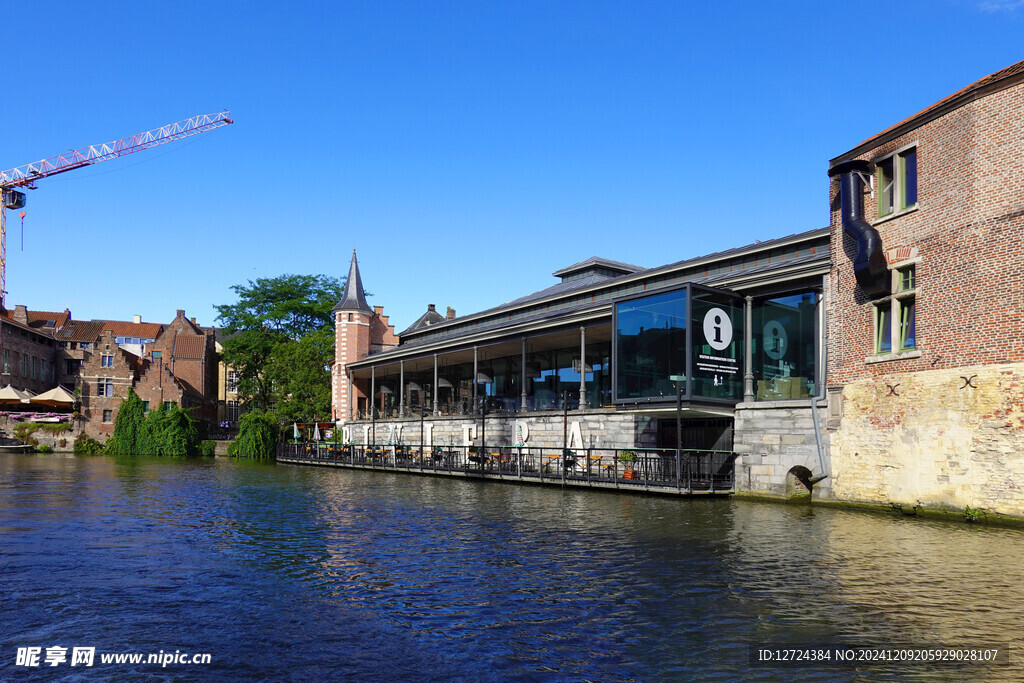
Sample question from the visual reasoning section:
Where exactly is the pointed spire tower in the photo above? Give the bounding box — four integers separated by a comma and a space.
333, 250, 373, 423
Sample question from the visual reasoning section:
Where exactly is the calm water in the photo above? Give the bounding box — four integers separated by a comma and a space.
1, 454, 1022, 681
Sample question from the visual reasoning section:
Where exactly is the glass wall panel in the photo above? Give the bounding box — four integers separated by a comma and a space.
752, 291, 818, 400
615, 288, 687, 400
690, 288, 744, 401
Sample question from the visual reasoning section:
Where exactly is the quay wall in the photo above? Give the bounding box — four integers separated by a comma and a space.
344, 409, 659, 452
732, 401, 832, 499
828, 362, 1024, 517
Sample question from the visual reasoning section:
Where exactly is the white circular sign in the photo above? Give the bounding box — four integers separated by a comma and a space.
763, 320, 788, 360
702, 307, 733, 351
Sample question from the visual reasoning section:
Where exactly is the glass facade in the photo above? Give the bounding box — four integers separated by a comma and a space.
615, 288, 687, 400
752, 291, 818, 400
614, 284, 744, 403
690, 289, 744, 401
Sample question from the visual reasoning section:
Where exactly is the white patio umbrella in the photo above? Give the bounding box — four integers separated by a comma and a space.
313, 423, 321, 441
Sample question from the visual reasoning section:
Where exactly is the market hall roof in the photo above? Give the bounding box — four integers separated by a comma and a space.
360, 227, 831, 364
333, 250, 373, 313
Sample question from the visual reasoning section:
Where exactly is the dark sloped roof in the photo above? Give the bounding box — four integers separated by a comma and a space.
54, 320, 106, 342
398, 305, 446, 336
551, 256, 644, 279
334, 250, 372, 313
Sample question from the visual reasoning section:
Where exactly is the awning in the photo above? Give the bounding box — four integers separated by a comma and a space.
31, 386, 76, 407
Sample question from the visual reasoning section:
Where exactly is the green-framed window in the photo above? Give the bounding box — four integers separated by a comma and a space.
877, 147, 918, 217
873, 264, 916, 355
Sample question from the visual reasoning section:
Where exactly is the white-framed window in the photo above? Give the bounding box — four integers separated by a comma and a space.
101, 354, 114, 368
227, 370, 239, 393
102, 409, 113, 423
227, 400, 240, 422
2, 349, 8, 374
876, 145, 918, 218
96, 378, 114, 397
874, 264, 917, 355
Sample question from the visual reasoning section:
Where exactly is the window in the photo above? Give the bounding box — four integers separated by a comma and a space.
753, 291, 819, 400
164, 401, 175, 410
142, 401, 150, 413
874, 264, 917, 355
96, 378, 114, 397
101, 354, 114, 368
31, 357, 38, 380
21, 354, 28, 377
227, 400, 240, 422
227, 370, 239, 393
102, 409, 113, 423
80, 343, 90, 350
2, 349, 8, 374
877, 146, 917, 217
152, 351, 162, 360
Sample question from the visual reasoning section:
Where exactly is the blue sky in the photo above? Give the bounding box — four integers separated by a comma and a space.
4, 1, 1022, 332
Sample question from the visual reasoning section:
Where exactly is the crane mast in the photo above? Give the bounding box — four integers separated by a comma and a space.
0, 111, 233, 307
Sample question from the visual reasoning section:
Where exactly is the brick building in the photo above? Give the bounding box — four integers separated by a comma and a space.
822, 59, 1024, 514
331, 251, 398, 421
0, 305, 219, 442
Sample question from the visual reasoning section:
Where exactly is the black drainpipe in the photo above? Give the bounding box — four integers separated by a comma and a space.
829, 159, 888, 298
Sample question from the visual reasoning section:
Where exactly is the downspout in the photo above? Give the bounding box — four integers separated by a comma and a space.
808, 274, 829, 485
828, 159, 888, 298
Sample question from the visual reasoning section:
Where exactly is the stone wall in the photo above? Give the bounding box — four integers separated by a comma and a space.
733, 400, 831, 498
343, 409, 659, 451
829, 362, 1024, 516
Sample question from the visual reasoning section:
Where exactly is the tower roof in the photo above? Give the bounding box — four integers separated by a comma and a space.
333, 250, 372, 313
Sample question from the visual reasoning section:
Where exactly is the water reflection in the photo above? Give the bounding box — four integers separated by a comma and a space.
1, 454, 1021, 680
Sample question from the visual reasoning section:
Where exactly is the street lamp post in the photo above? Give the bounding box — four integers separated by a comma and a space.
670, 374, 685, 489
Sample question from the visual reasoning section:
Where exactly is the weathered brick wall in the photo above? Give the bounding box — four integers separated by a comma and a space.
828, 79, 1024, 385
0, 323, 60, 394
79, 331, 138, 440
825, 74, 1024, 516
370, 306, 398, 351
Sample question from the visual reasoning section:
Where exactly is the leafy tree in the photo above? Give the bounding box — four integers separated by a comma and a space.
215, 274, 345, 416
107, 388, 146, 455
264, 327, 333, 423
228, 410, 278, 459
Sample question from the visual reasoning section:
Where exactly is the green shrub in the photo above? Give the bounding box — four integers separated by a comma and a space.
107, 388, 146, 455
199, 440, 217, 457
228, 410, 278, 459
73, 434, 105, 455
36, 443, 53, 453
41, 422, 72, 434
13, 423, 41, 446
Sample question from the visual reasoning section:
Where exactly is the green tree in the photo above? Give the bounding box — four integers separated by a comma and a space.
264, 327, 333, 423
215, 274, 345, 416
107, 388, 146, 455
228, 410, 278, 459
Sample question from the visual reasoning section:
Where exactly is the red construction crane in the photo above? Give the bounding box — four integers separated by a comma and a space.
0, 111, 233, 307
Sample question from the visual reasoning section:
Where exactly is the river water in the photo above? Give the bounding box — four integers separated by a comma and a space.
1, 453, 1022, 681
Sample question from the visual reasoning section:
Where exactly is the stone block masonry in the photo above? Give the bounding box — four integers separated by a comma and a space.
733, 401, 831, 498
829, 362, 1024, 516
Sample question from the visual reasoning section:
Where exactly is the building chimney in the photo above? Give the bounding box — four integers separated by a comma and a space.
191, 317, 196, 325
133, 315, 142, 324
446, 307, 456, 320
428, 304, 436, 312
176, 309, 185, 318
12, 305, 28, 324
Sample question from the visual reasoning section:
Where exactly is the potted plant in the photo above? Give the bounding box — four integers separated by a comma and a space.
618, 450, 638, 480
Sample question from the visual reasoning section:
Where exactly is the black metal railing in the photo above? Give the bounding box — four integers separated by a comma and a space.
277, 442, 736, 492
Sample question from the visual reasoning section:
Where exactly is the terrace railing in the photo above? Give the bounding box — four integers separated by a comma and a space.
277, 442, 736, 493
